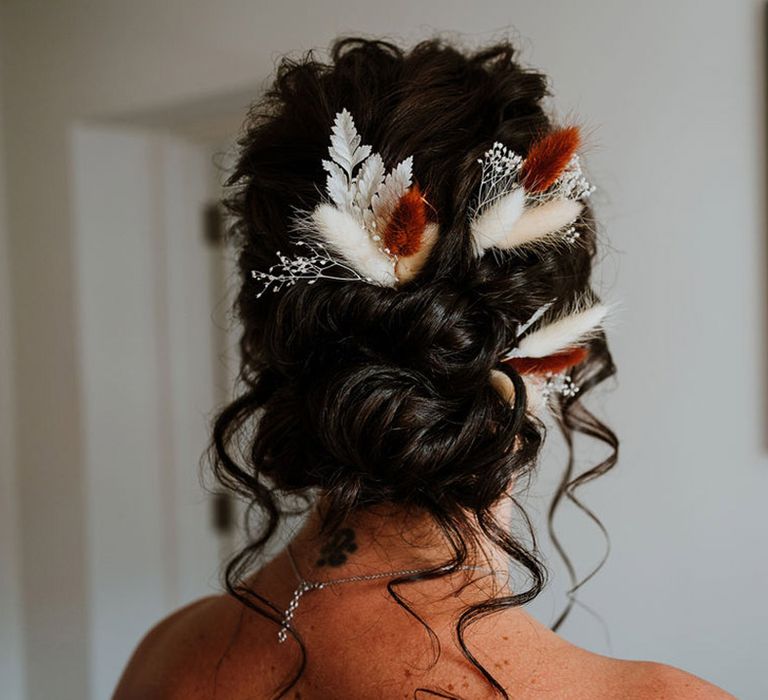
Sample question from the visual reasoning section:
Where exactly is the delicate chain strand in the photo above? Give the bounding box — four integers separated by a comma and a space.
277, 543, 498, 643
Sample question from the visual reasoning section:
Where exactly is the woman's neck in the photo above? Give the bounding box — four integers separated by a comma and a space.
283, 497, 514, 600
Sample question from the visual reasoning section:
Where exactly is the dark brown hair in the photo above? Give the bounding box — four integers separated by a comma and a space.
213, 36, 618, 699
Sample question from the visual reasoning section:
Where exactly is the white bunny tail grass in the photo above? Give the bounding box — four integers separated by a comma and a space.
501, 198, 584, 250
509, 303, 609, 359
470, 188, 525, 255
311, 203, 396, 285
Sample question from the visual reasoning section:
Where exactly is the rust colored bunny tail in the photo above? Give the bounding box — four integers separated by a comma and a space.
504, 346, 589, 376
521, 126, 581, 193
383, 186, 428, 257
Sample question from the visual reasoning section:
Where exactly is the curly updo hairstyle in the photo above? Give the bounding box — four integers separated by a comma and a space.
214, 36, 618, 699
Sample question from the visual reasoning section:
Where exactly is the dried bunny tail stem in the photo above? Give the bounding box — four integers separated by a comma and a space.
506, 303, 609, 360
517, 302, 554, 337
310, 203, 397, 285
521, 126, 581, 193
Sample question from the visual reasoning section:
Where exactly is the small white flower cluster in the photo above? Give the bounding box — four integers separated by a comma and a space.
251, 239, 372, 298
473, 141, 524, 217
562, 226, 581, 244
541, 373, 580, 400
548, 155, 596, 203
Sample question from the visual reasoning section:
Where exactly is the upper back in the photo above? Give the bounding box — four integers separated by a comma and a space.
114, 591, 734, 700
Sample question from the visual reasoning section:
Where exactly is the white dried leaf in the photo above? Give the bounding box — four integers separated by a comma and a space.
327, 109, 358, 174
361, 207, 378, 233
322, 159, 352, 210
372, 156, 413, 227
355, 153, 385, 212
327, 108, 371, 177
350, 143, 372, 170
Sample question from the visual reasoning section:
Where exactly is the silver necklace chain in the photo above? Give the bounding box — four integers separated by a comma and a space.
277, 544, 497, 643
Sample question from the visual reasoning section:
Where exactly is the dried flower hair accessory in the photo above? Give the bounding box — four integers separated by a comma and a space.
251, 108, 439, 295
490, 301, 609, 412
470, 127, 594, 257
470, 126, 601, 412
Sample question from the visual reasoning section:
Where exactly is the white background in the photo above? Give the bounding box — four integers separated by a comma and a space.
1, 1, 766, 698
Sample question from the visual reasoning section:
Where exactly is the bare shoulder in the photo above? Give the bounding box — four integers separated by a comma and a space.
620, 661, 737, 699
535, 634, 735, 700
113, 593, 246, 700
474, 614, 735, 700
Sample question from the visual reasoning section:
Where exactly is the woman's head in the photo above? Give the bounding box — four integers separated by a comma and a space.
214, 35, 617, 697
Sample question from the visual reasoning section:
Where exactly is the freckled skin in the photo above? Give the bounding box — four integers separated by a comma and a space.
115, 515, 736, 700
114, 578, 735, 699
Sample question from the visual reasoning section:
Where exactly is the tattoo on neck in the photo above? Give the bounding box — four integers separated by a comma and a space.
316, 527, 358, 567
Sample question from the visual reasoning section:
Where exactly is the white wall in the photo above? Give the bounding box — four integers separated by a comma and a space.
72, 126, 225, 698
1, 1, 765, 699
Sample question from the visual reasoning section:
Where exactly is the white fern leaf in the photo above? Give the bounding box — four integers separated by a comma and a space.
351, 143, 372, 170
327, 109, 358, 174
322, 159, 353, 211
321, 157, 346, 178
392, 155, 414, 186
355, 153, 385, 212
372, 156, 413, 226
361, 207, 378, 234
328, 108, 372, 176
